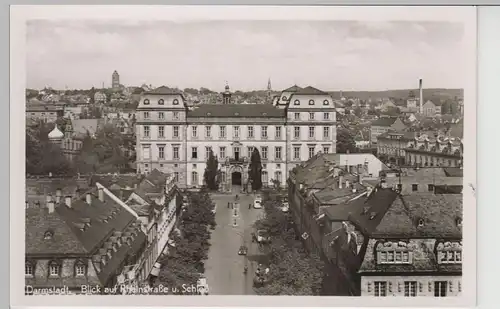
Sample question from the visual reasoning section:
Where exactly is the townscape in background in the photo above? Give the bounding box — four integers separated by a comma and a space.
25, 70, 464, 297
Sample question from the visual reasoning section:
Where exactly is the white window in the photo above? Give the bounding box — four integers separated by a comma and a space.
192, 126, 198, 138
323, 146, 329, 154
308, 146, 315, 159
261, 126, 268, 139
206, 146, 212, 159
261, 146, 268, 160
173, 126, 179, 138
192, 171, 199, 186
173, 146, 179, 160
158, 145, 165, 159
159, 112, 165, 120
374, 281, 387, 297
309, 126, 315, 139
275, 126, 281, 139
294, 112, 300, 120
174, 172, 179, 182
294, 127, 300, 139
205, 126, 212, 138
323, 127, 330, 139
234, 126, 240, 138
248, 146, 254, 157
49, 263, 60, 277
308, 99, 315, 105
294, 146, 300, 160
143, 111, 150, 119
404, 281, 417, 297
294, 99, 300, 105
158, 126, 164, 138
248, 126, 254, 138
275, 146, 282, 160
192, 147, 198, 159
323, 112, 330, 120
173, 99, 179, 105
219, 146, 226, 159
220, 126, 226, 139
143, 126, 150, 138
25, 263, 33, 276
309, 112, 315, 120
142, 145, 151, 160
76, 264, 86, 277
275, 171, 282, 184
323, 99, 329, 105
262, 171, 269, 184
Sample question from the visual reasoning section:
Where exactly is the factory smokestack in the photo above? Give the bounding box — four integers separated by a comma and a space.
419, 78, 423, 114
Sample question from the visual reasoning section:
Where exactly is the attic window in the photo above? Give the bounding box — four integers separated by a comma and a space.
158, 99, 164, 105
173, 99, 179, 105
282, 96, 287, 101
309, 99, 315, 105
456, 218, 462, 226
44, 230, 54, 240
234, 112, 239, 116
323, 100, 329, 105
144, 99, 150, 105
418, 219, 425, 227
294, 99, 300, 105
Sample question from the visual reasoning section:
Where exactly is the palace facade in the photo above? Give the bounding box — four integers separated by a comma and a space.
135, 85, 337, 191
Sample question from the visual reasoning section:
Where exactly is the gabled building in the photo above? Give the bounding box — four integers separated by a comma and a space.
383, 167, 463, 195
356, 194, 462, 297
370, 117, 407, 144
376, 130, 416, 165
25, 186, 147, 294
405, 133, 463, 168
422, 100, 442, 118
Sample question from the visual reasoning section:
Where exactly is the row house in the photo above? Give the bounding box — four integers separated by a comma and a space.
383, 167, 463, 195
405, 134, 463, 168
26, 100, 65, 123
356, 193, 463, 297
25, 186, 147, 294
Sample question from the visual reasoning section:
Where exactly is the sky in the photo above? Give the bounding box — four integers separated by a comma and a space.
26, 20, 465, 92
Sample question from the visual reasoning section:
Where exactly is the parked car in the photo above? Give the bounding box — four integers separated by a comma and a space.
238, 245, 248, 255
253, 198, 263, 209
256, 229, 270, 243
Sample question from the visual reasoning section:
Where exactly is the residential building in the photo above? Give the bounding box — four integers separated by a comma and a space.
356, 194, 463, 297
383, 167, 463, 195
376, 130, 416, 165
26, 100, 65, 123
370, 117, 406, 144
136, 85, 337, 191
422, 100, 442, 118
94, 91, 107, 104
25, 186, 147, 294
405, 133, 463, 168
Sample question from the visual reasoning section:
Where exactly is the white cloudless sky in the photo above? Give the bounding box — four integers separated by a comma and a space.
26, 20, 465, 92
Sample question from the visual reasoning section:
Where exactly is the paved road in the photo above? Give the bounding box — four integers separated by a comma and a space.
204, 187, 264, 295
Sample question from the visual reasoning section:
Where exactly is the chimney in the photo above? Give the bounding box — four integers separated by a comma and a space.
86, 193, 92, 205
98, 188, 104, 202
65, 196, 72, 208
419, 78, 423, 114
345, 180, 350, 188
25, 201, 29, 209
46, 194, 53, 203
47, 200, 55, 213
338, 175, 344, 189
55, 189, 62, 203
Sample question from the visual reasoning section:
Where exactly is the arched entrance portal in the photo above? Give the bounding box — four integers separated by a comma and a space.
232, 171, 242, 186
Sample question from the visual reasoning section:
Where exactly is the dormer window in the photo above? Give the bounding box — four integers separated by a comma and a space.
436, 241, 462, 264
282, 96, 287, 101
173, 99, 179, 105
323, 100, 329, 105
75, 261, 86, 277
294, 99, 300, 105
309, 99, 315, 105
376, 241, 413, 264
418, 219, 425, 227
144, 99, 150, 105
456, 218, 462, 227
25, 261, 34, 277
158, 99, 165, 105
48, 261, 61, 277
369, 212, 377, 220
44, 230, 54, 240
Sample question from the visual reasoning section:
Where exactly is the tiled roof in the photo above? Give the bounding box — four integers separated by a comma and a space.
282, 85, 302, 92
377, 130, 415, 141
370, 117, 399, 127
187, 104, 285, 118
26, 207, 87, 255
90, 174, 143, 189
294, 86, 329, 95
144, 86, 183, 95
443, 167, 463, 177
371, 194, 462, 238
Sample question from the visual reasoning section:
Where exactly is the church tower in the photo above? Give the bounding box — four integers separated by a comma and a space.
222, 81, 232, 104
267, 78, 272, 98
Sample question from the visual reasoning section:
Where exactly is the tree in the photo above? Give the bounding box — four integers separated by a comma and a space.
203, 150, 219, 190
249, 148, 263, 191
353, 107, 363, 118
336, 128, 356, 153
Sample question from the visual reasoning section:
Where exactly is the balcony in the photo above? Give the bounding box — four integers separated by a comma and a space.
227, 156, 248, 164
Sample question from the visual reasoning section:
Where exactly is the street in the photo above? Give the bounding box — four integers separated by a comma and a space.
204, 187, 264, 295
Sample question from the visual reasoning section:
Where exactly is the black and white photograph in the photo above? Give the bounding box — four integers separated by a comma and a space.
10, 5, 477, 307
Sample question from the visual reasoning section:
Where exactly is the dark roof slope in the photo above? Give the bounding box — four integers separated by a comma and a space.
443, 167, 463, 177
372, 194, 462, 238
371, 117, 399, 127
26, 207, 87, 255
282, 85, 302, 92
144, 86, 183, 95
187, 104, 285, 118
294, 86, 329, 95
90, 174, 143, 189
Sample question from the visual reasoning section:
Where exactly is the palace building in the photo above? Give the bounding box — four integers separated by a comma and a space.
135, 84, 337, 191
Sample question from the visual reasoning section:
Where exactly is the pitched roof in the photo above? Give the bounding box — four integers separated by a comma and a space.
90, 174, 143, 189
25, 207, 87, 255
371, 194, 462, 238
377, 130, 415, 141
371, 117, 399, 127
443, 167, 463, 177
187, 104, 285, 118
294, 86, 329, 95
144, 86, 183, 96
282, 85, 302, 92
